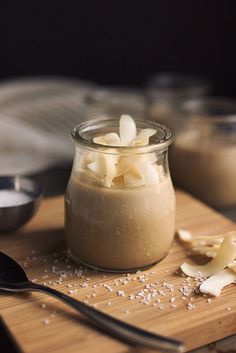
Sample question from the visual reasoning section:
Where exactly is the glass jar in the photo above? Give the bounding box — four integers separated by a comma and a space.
146, 72, 212, 132
65, 118, 175, 272
170, 97, 236, 208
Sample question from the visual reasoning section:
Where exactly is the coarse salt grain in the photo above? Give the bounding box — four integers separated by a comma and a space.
187, 303, 196, 310
117, 290, 125, 297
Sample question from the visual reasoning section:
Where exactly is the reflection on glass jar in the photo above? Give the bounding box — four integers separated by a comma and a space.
65, 117, 175, 272
170, 98, 236, 208
146, 72, 212, 132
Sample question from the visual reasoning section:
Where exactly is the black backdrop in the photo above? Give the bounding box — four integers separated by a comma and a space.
4, 1, 236, 96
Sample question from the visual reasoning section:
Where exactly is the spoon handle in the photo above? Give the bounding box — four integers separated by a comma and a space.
29, 282, 184, 352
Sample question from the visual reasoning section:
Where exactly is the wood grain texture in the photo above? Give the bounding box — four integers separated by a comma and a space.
0, 190, 235, 353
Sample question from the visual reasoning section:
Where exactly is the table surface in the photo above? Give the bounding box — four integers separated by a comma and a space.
0, 164, 235, 353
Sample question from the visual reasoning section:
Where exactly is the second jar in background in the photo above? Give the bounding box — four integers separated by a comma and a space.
170, 97, 236, 208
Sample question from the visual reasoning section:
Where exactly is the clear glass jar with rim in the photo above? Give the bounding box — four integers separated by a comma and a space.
170, 97, 236, 208
65, 117, 175, 272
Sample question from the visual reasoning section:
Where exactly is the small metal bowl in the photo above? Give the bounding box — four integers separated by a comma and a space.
0, 176, 42, 233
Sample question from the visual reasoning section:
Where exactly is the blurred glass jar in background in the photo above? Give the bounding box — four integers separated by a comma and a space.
170, 97, 236, 208
146, 72, 212, 132
84, 86, 148, 120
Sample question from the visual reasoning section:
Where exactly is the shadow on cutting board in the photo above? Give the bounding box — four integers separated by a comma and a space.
0, 316, 22, 353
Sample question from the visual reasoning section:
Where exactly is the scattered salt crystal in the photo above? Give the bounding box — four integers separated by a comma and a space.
43, 319, 50, 325
107, 302, 112, 306
158, 290, 165, 296
227, 307, 231, 311
41, 304, 46, 309
117, 290, 125, 297
207, 299, 212, 304
81, 282, 89, 288
187, 303, 196, 310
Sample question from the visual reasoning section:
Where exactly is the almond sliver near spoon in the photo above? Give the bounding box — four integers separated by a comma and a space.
0, 251, 184, 353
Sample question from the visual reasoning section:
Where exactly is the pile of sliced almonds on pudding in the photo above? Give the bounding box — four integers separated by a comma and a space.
178, 230, 236, 297
83, 115, 163, 188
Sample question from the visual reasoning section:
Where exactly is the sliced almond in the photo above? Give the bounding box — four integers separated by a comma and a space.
119, 115, 137, 146
135, 128, 156, 146
136, 161, 159, 185
87, 155, 106, 178
199, 269, 236, 296
181, 233, 236, 278
177, 229, 193, 242
103, 155, 117, 188
104, 133, 121, 146
115, 156, 133, 177
123, 166, 144, 187
93, 136, 106, 145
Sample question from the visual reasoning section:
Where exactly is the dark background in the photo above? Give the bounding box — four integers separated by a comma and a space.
4, 1, 236, 96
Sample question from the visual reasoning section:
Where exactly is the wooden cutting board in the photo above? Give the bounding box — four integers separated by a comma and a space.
0, 191, 235, 353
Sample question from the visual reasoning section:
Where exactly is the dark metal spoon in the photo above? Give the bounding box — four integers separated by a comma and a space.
0, 251, 184, 352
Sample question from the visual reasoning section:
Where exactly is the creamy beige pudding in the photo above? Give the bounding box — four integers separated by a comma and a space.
65, 115, 175, 271
65, 171, 175, 271
171, 132, 236, 208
